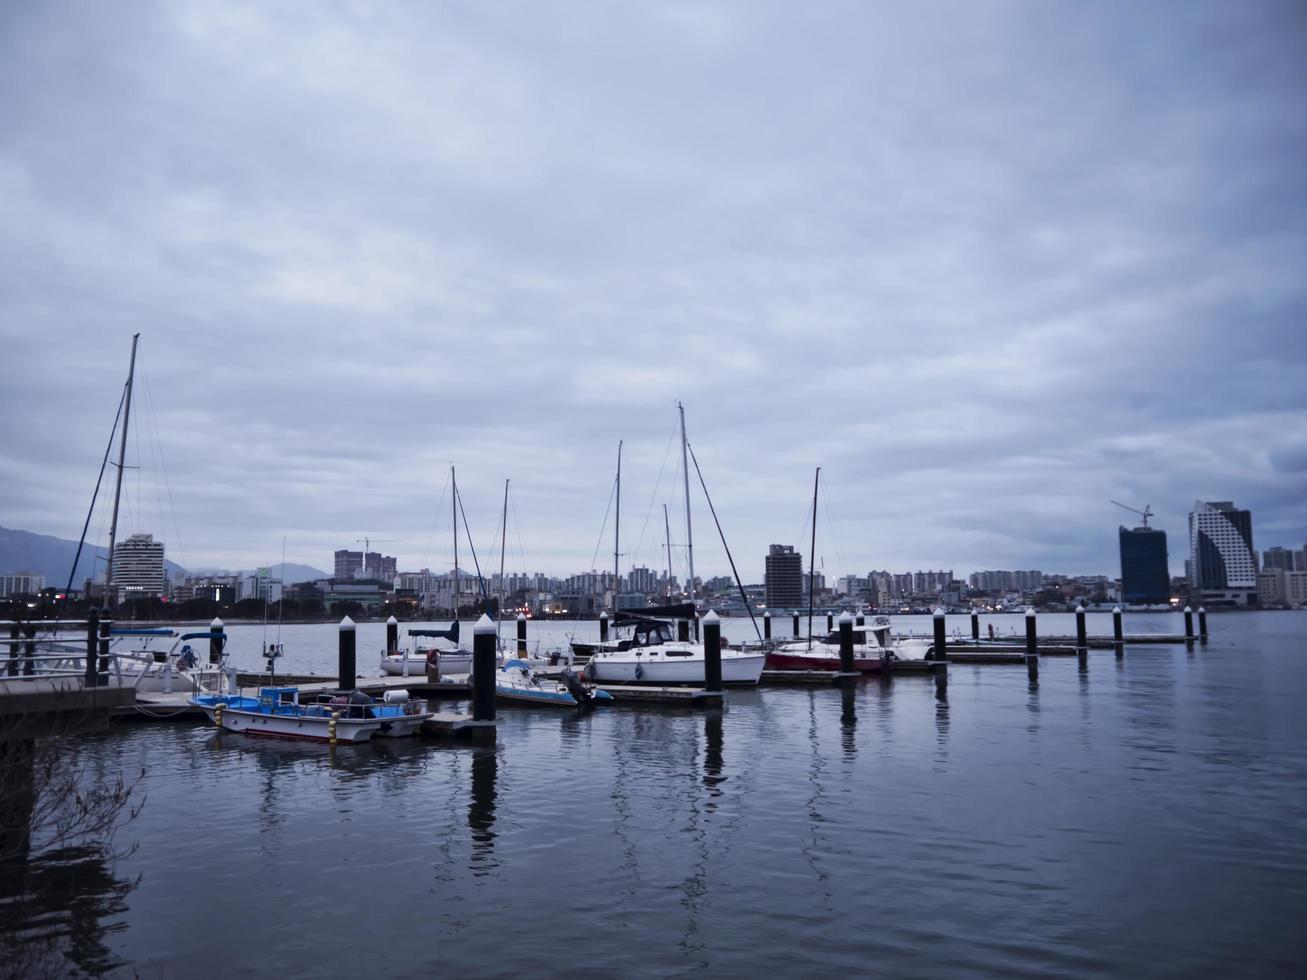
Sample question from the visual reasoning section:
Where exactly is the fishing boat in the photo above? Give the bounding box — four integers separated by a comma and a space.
765, 615, 931, 672
493, 659, 613, 708
190, 687, 433, 743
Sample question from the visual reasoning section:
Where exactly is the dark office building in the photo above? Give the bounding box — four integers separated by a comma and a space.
1119, 526, 1170, 604
765, 544, 804, 609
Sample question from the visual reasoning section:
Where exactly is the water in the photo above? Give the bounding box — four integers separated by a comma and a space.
4, 611, 1305, 977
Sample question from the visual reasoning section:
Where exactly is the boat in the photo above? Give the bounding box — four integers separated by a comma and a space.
190, 686, 433, 743
765, 615, 931, 672
492, 659, 613, 708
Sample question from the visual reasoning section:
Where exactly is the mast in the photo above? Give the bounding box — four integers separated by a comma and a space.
663, 504, 673, 599
614, 440, 622, 609
679, 402, 695, 628
103, 332, 140, 609
497, 478, 508, 645
451, 464, 459, 623
807, 467, 820, 651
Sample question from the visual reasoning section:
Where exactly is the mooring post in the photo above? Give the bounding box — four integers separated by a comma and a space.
599, 611, 609, 644
1025, 607, 1039, 682
826, 612, 834, 633
1183, 606, 1194, 648
677, 618, 690, 642
838, 610, 855, 675
337, 615, 356, 691
85, 608, 99, 688
1198, 607, 1208, 645
386, 615, 398, 656
1075, 604, 1088, 667
971, 609, 980, 641
209, 617, 224, 664
98, 610, 111, 685
517, 613, 527, 654
6, 616, 17, 677
855, 612, 865, 628
792, 612, 800, 638
703, 610, 723, 694
932, 607, 948, 663
1112, 606, 1124, 658
763, 610, 771, 640
22, 621, 36, 677
472, 614, 496, 722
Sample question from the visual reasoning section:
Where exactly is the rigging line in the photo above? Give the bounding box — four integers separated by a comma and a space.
420, 470, 452, 569
821, 491, 851, 585
589, 474, 618, 575
630, 416, 680, 572
508, 488, 529, 576
64, 388, 127, 604
455, 484, 488, 600
686, 441, 762, 643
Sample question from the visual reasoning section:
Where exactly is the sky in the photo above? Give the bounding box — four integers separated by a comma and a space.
2, 0, 1305, 583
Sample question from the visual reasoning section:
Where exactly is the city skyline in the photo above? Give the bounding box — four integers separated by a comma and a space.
2, 3, 1304, 582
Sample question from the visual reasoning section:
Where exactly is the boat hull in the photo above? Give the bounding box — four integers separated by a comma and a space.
194, 702, 379, 743
587, 651, 765, 686
378, 656, 427, 677
765, 649, 889, 673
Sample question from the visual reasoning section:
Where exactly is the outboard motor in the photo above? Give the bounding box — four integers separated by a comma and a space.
560, 668, 595, 707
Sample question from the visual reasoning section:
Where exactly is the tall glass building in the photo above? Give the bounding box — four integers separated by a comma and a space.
1188, 500, 1257, 606
1119, 526, 1170, 604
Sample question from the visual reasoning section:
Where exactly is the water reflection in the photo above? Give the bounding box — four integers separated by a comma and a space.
803, 694, 832, 907
703, 711, 725, 796
467, 749, 498, 875
839, 681, 856, 761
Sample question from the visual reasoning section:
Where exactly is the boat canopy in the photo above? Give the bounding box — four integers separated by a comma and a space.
613, 602, 695, 626
180, 631, 226, 642
409, 622, 460, 642
110, 627, 177, 637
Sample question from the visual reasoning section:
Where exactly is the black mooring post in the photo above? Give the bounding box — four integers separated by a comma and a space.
1184, 606, 1194, 648
826, 612, 834, 633
85, 608, 99, 688
599, 612, 609, 644
472, 614, 496, 722
209, 617, 224, 664
792, 613, 800, 638
97, 611, 111, 685
1113, 606, 1124, 658
838, 611, 855, 674
703, 610, 722, 694
517, 613, 527, 654
338, 616, 357, 691
855, 612, 865, 628
386, 615, 399, 656
971, 609, 980, 641
932, 608, 948, 663
763, 611, 771, 640
1025, 607, 1039, 682
6, 617, 17, 677
22, 624, 35, 679
677, 619, 689, 643
1075, 604, 1088, 668
1198, 607, 1208, 645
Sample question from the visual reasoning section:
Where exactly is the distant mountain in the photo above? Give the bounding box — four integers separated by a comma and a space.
0, 525, 187, 588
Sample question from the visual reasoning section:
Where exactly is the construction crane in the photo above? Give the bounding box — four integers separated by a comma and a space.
1110, 501, 1154, 528
356, 537, 397, 553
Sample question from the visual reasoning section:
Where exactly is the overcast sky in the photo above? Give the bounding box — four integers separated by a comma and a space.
2, 0, 1304, 583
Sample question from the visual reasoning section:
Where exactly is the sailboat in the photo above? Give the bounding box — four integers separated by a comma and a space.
765, 469, 929, 672
584, 404, 766, 686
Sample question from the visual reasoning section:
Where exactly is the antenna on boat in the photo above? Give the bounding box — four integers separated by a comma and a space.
103, 332, 140, 609
451, 464, 459, 625
614, 440, 622, 610
497, 479, 508, 648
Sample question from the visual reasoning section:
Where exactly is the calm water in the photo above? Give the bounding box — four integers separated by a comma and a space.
6, 611, 1306, 977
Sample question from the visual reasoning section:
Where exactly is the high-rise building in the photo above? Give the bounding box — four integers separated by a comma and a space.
1262, 546, 1296, 571
1189, 500, 1258, 606
1119, 526, 1170, 604
110, 533, 165, 601
765, 544, 804, 609
334, 550, 363, 580
0, 572, 45, 597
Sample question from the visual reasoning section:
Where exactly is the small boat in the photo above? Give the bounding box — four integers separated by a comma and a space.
190, 687, 433, 743
586, 642, 766, 685
405, 623, 474, 681
492, 659, 613, 708
765, 615, 931, 672
40, 626, 230, 692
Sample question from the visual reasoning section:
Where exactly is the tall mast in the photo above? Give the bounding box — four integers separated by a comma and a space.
497, 478, 508, 645
104, 332, 140, 609
807, 467, 820, 651
679, 401, 696, 636
614, 440, 622, 608
451, 464, 459, 622
663, 504, 673, 598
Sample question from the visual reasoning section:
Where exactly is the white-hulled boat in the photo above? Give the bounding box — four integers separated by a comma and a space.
765, 615, 931, 672
492, 659, 613, 707
190, 687, 433, 742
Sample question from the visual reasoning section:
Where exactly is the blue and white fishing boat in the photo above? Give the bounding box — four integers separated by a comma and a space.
190, 687, 433, 743
493, 660, 613, 708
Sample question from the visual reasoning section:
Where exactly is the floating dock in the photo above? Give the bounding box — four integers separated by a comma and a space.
591, 684, 724, 705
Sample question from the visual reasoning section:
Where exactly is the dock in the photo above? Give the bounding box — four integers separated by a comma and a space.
592, 683, 724, 705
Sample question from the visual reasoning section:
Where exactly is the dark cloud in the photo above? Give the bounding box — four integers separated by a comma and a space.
2, 0, 1305, 580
